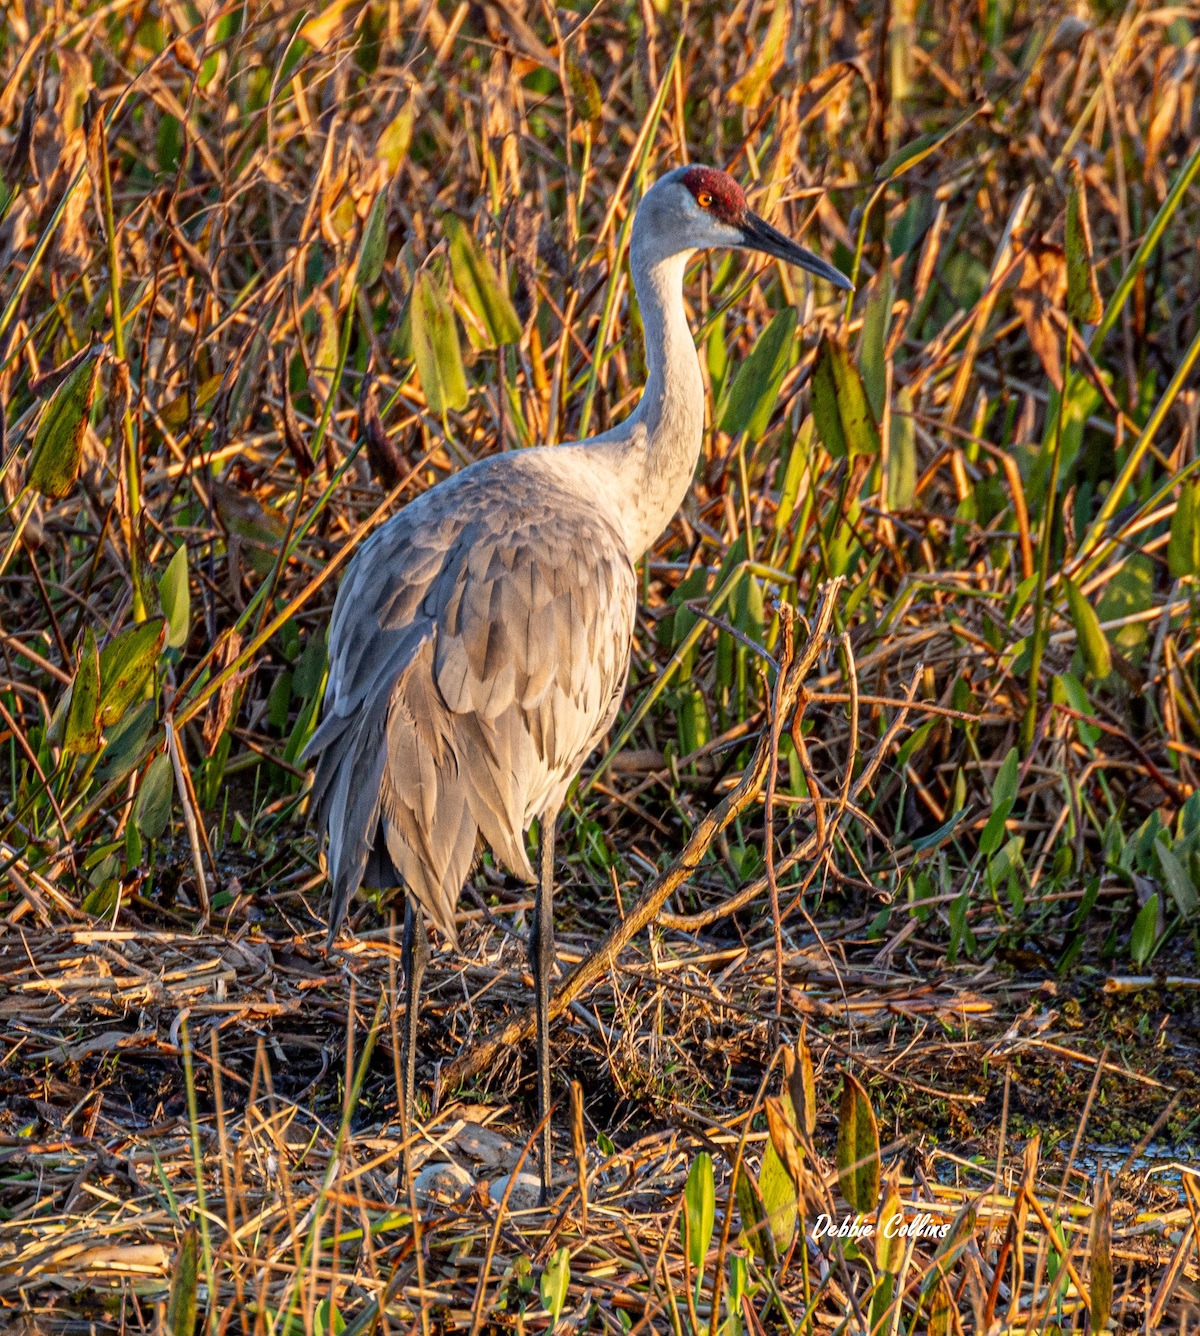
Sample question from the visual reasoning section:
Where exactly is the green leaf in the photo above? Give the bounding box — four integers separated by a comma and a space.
810, 334, 845, 457
161, 371, 223, 431
268, 670, 293, 730
846, 552, 884, 621
411, 266, 468, 414
65, 627, 103, 754
1065, 175, 1103, 325
870, 1272, 896, 1336
214, 482, 287, 577
1009, 572, 1038, 621
896, 717, 935, 771
1064, 577, 1112, 679
836, 1072, 880, 1213
719, 307, 797, 441
684, 1152, 715, 1279
728, 0, 788, 107
1030, 376, 1103, 515
928, 1280, 953, 1336
707, 312, 729, 402
734, 1166, 776, 1265
376, 102, 414, 174
758, 1137, 798, 1254
991, 745, 1019, 810
677, 682, 710, 757
920, 1201, 977, 1303
565, 50, 603, 120
727, 1253, 749, 1322
310, 292, 341, 413
789, 1025, 818, 1138
859, 263, 892, 420
166, 1228, 199, 1336
27, 351, 101, 499
875, 1174, 904, 1273
284, 690, 322, 770
986, 834, 1025, 899
1091, 144, 1200, 350
1130, 893, 1158, 967
444, 213, 522, 349
1051, 671, 1100, 748
1155, 838, 1198, 919
910, 806, 969, 852
979, 746, 1018, 857
878, 131, 944, 183
1181, 792, 1200, 840
977, 805, 1013, 866
125, 814, 143, 868
299, 0, 355, 50
888, 383, 916, 509
98, 619, 165, 728
1094, 553, 1154, 653
733, 573, 764, 644
890, 192, 935, 257
355, 191, 389, 291
662, 564, 709, 652
316, 1297, 346, 1336
811, 333, 881, 459
540, 1245, 571, 1325
874, 105, 982, 183
943, 250, 989, 311
159, 545, 190, 650
1168, 479, 1199, 578
293, 629, 329, 699
98, 700, 156, 782
133, 752, 175, 840
775, 415, 813, 536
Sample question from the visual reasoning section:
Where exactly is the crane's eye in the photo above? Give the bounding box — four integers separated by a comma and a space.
697, 192, 713, 208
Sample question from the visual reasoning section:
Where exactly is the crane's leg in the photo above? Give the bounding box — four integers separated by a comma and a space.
531, 812, 557, 1205
400, 897, 428, 1182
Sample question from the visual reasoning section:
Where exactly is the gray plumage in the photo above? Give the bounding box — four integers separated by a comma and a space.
306, 457, 637, 945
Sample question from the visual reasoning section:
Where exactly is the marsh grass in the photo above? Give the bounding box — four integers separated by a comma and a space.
0, 0, 1199, 1327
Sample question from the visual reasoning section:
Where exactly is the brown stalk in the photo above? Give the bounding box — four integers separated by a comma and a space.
762, 607, 793, 1028
164, 716, 211, 918
569, 1079, 588, 1233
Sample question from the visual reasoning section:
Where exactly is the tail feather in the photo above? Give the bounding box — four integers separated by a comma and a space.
321, 704, 389, 940
309, 627, 483, 947
382, 783, 474, 949
379, 635, 478, 947
308, 634, 430, 941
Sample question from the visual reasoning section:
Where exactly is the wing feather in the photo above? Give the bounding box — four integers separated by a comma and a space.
305, 459, 637, 942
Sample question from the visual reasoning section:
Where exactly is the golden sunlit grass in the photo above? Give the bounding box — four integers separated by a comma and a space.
0, 0, 1199, 1328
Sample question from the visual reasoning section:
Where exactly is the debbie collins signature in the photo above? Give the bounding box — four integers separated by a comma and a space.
811, 1212, 950, 1242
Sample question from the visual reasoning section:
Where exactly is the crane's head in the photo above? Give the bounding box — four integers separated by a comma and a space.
635, 165, 853, 291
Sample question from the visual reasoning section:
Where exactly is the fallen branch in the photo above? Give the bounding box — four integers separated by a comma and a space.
659, 662, 922, 932
438, 581, 841, 1091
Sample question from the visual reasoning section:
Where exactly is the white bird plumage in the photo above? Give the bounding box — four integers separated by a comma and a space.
304, 164, 851, 1198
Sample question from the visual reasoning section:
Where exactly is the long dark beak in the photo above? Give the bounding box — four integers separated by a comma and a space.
740, 211, 854, 291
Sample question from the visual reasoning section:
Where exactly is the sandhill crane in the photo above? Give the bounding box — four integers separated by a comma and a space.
305, 165, 851, 1200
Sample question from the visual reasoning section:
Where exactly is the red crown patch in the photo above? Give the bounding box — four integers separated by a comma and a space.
680, 166, 746, 226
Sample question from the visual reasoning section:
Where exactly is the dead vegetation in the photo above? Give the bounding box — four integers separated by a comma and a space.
1, 0, 1200, 1328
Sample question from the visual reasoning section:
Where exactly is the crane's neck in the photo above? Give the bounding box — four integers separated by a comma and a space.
599, 238, 704, 558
